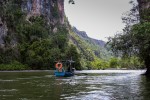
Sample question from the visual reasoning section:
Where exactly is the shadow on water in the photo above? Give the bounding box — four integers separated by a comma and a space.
0, 70, 149, 100
139, 76, 150, 100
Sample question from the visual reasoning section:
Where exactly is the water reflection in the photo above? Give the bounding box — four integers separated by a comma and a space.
0, 70, 148, 100
61, 70, 145, 100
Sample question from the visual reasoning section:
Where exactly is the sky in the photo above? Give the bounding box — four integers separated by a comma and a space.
64, 0, 134, 41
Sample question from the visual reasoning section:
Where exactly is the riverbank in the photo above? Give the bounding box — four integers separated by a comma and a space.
0, 70, 146, 75
0, 70, 53, 72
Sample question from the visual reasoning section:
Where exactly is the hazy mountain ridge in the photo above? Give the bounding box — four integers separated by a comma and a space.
70, 27, 113, 65
72, 27, 105, 47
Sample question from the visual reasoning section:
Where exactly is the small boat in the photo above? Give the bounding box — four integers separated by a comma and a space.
54, 70, 74, 77
54, 60, 75, 77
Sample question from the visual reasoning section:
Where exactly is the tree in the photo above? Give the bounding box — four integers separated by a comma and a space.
130, 22, 150, 74
65, 45, 81, 70
108, 1, 150, 76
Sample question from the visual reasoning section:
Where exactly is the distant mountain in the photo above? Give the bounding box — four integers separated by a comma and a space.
69, 27, 113, 68
73, 27, 88, 38
73, 27, 105, 47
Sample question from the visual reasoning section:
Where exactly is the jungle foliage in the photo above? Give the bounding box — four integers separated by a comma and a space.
107, 1, 149, 71
0, 0, 146, 70
0, 0, 81, 70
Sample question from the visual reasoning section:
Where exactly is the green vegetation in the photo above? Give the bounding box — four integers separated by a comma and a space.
89, 56, 144, 70
110, 57, 144, 69
0, 61, 29, 70
90, 59, 109, 70
69, 30, 143, 70
0, 0, 147, 70
108, 1, 149, 73
68, 23, 144, 70
0, 0, 81, 70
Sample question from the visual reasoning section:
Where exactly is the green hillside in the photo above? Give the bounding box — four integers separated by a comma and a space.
69, 27, 113, 69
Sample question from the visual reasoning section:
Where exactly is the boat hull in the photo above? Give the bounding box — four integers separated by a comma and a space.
64, 72, 74, 77
54, 70, 74, 77
54, 71, 65, 77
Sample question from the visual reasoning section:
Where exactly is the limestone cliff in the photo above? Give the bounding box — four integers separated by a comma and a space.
0, 18, 8, 45
0, 0, 65, 46
22, 0, 64, 25
137, 0, 150, 21
0, 0, 71, 68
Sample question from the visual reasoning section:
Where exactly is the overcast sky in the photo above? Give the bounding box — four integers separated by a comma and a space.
64, 0, 135, 41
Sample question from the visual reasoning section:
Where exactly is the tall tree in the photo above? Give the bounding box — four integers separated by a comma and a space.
108, 0, 150, 76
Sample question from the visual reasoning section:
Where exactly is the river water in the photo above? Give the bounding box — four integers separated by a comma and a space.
0, 70, 149, 100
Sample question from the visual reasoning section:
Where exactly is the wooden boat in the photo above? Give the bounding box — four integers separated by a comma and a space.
54, 60, 75, 77
54, 70, 74, 77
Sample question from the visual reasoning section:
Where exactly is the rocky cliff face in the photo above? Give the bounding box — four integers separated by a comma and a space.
138, 0, 150, 10
0, 0, 65, 46
0, 18, 8, 45
0, 0, 71, 67
22, 0, 64, 25
137, 0, 150, 21
73, 27, 88, 38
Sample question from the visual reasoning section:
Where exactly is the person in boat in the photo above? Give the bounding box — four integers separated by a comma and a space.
66, 60, 74, 72
67, 65, 71, 72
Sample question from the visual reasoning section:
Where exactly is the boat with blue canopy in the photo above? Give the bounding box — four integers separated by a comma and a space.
54, 60, 75, 77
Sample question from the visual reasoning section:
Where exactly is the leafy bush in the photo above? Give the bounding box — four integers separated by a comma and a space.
0, 61, 29, 70
91, 59, 109, 70
108, 57, 144, 69
109, 58, 120, 68
119, 56, 144, 69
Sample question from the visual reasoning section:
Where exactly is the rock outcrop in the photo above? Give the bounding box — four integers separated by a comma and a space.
73, 27, 105, 47
22, 0, 64, 25
0, 18, 8, 46
137, 0, 150, 21
0, 0, 65, 46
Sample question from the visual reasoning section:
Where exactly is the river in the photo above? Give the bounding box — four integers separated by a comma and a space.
0, 70, 149, 100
